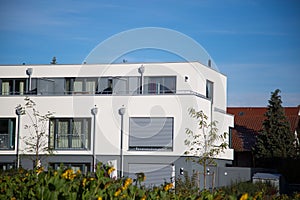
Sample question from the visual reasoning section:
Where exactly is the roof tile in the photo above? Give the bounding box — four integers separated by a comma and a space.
227, 106, 300, 152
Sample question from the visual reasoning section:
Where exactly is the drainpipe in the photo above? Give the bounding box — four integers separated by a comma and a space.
15, 107, 22, 168
118, 106, 126, 178
91, 105, 98, 172
138, 65, 145, 94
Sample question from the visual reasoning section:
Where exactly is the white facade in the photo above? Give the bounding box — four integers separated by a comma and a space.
0, 61, 233, 185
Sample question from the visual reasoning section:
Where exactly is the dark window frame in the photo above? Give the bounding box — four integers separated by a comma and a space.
0, 118, 16, 150
49, 118, 91, 150
0, 78, 28, 95
50, 162, 90, 174
144, 76, 176, 94
206, 80, 214, 101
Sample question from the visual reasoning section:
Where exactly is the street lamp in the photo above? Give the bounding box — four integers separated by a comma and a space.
91, 105, 98, 172
118, 106, 126, 178
138, 65, 145, 94
15, 107, 23, 168
26, 68, 33, 93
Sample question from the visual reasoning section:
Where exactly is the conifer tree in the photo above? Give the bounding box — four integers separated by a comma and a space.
254, 89, 297, 159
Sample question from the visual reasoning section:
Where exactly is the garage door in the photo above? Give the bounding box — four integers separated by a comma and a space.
128, 163, 173, 186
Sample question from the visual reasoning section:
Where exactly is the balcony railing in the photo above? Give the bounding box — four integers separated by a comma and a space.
0, 90, 208, 100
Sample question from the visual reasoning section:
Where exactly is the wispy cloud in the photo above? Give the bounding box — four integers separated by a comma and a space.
199, 29, 290, 36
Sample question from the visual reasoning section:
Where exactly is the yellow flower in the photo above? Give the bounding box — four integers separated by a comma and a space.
97, 197, 102, 200
163, 183, 173, 191
240, 193, 248, 200
61, 169, 76, 180
82, 178, 87, 187
36, 167, 44, 175
253, 192, 262, 200
76, 169, 81, 174
121, 178, 133, 190
140, 195, 146, 200
107, 167, 115, 175
124, 178, 133, 187
114, 188, 121, 197
11, 197, 16, 200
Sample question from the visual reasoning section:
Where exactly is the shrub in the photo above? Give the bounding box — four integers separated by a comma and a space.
0, 165, 299, 200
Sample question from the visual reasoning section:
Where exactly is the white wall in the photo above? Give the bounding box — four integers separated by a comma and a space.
0, 62, 233, 160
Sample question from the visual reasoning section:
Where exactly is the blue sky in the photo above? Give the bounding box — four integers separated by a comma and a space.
0, 0, 299, 107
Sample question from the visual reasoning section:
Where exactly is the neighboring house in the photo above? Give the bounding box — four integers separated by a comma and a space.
0, 61, 234, 186
227, 106, 300, 167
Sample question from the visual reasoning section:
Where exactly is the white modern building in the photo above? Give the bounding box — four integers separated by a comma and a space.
0, 61, 233, 186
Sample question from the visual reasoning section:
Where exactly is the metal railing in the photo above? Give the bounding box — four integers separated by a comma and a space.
0, 89, 209, 100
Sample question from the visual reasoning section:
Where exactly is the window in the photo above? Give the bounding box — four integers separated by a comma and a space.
206, 80, 214, 101
0, 118, 16, 150
144, 76, 176, 94
98, 77, 140, 95
50, 163, 90, 174
129, 117, 173, 151
98, 78, 113, 94
66, 78, 97, 94
229, 127, 232, 149
36, 78, 64, 95
0, 79, 27, 95
49, 118, 91, 150
0, 163, 15, 170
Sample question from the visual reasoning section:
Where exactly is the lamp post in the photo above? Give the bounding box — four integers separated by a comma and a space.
138, 65, 145, 94
91, 105, 98, 172
118, 107, 126, 178
15, 107, 22, 168
26, 68, 33, 93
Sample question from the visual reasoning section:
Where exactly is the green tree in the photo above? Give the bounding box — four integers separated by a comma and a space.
253, 89, 297, 159
184, 108, 228, 189
16, 97, 54, 168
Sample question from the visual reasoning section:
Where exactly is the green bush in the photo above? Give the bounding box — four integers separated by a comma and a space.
1, 165, 299, 200
220, 181, 278, 198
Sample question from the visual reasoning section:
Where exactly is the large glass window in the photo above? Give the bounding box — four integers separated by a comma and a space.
129, 117, 173, 151
0, 118, 16, 150
0, 79, 26, 95
49, 118, 91, 150
144, 76, 176, 94
66, 78, 97, 94
36, 78, 64, 95
98, 77, 140, 95
206, 80, 214, 101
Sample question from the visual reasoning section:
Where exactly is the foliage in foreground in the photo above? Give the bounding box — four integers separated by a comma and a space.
1, 164, 300, 200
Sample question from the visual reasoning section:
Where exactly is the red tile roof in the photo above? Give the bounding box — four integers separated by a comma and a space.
227, 106, 300, 152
